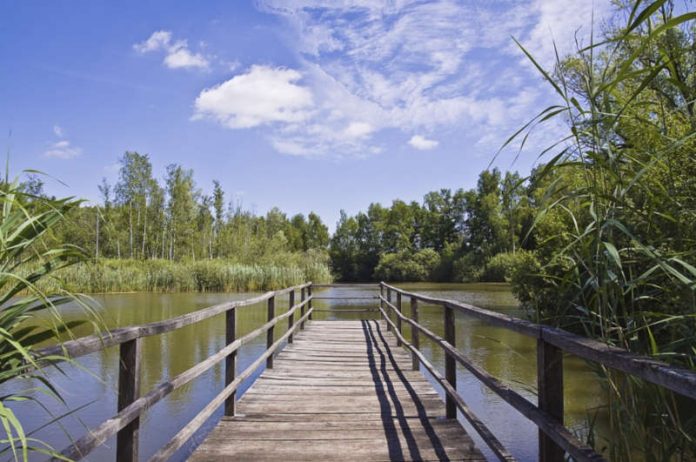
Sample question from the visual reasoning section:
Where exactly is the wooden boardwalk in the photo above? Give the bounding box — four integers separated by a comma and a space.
190, 320, 486, 461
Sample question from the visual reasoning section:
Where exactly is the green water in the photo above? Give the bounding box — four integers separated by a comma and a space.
6, 283, 606, 461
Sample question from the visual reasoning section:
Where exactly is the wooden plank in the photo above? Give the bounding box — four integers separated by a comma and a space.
190, 320, 486, 462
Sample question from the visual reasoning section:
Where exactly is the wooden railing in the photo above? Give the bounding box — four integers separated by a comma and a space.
379, 282, 696, 462
36, 282, 314, 462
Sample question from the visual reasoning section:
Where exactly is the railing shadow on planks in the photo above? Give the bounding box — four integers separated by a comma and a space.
36, 282, 315, 462
30, 281, 696, 462
376, 282, 696, 462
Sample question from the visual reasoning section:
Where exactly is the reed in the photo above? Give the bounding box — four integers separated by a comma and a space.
506, 1, 696, 458
0, 173, 100, 460
45, 257, 332, 293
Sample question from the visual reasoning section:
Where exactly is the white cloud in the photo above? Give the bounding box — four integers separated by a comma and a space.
44, 140, 82, 159
53, 125, 64, 137
408, 135, 438, 150
134, 30, 210, 70
193, 65, 314, 128
343, 122, 374, 140
133, 30, 172, 53
193, 0, 614, 158
164, 47, 210, 69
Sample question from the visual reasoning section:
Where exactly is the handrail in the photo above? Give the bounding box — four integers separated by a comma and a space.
380, 281, 696, 462
44, 283, 314, 462
380, 296, 602, 462
36, 282, 312, 361
376, 300, 515, 461
381, 282, 696, 400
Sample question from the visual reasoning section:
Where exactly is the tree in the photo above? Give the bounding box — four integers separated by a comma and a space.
115, 152, 155, 259
164, 164, 197, 260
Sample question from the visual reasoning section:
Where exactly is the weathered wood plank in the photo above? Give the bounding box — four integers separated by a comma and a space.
189, 320, 486, 462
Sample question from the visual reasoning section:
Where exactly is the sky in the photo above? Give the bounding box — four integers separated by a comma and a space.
1, 0, 615, 230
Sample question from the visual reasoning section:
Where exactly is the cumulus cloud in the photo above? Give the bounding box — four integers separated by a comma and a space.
408, 135, 438, 150
53, 125, 64, 137
192, 0, 613, 158
45, 140, 82, 159
193, 65, 314, 128
134, 30, 210, 70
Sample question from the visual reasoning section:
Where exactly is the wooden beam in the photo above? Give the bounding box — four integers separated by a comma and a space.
225, 308, 236, 416
288, 290, 295, 343
396, 292, 402, 347
116, 338, 141, 462
267, 296, 275, 369
386, 287, 392, 331
538, 339, 564, 462
410, 297, 419, 371
300, 288, 306, 329
444, 305, 456, 419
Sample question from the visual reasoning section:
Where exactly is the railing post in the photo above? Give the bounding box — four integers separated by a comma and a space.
444, 304, 456, 419
410, 297, 419, 371
396, 292, 402, 346
380, 283, 385, 323
386, 287, 392, 331
224, 307, 236, 416
288, 290, 295, 343
300, 287, 306, 329
308, 284, 313, 320
537, 338, 564, 462
117, 338, 141, 462
267, 295, 275, 369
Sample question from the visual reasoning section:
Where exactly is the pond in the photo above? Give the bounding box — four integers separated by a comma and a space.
7, 283, 606, 461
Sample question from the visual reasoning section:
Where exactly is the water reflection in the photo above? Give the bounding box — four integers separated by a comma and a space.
5, 285, 606, 462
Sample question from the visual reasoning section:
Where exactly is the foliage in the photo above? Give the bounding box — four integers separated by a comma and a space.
505, 0, 696, 458
480, 251, 534, 283
373, 249, 440, 282
0, 173, 98, 460
38, 154, 333, 291
330, 177, 529, 282
41, 255, 332, 293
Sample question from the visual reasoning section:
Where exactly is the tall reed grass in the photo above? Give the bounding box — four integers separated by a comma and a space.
0, 173, 100, 460
46, 258, 332, 293
506, 0, 696, 458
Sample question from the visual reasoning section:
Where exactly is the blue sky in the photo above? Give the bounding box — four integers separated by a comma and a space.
1, 0, 613, 229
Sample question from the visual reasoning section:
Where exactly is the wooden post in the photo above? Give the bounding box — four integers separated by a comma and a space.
224, 307, 236, 416
300, 288, 306, 329
380, 284, 385, 323
308, 284, 313, 320
267, 295, 275, 369
386, 287, 392, 331
288, 290, 295, 343
396, 292, 402, 346
537, 338, 564, 462
117, 338, 141, 462
444, 305, 456, 419
411, 297, 419, 371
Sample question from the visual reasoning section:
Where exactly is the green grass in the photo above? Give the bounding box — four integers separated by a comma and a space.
46, 258, 332, 293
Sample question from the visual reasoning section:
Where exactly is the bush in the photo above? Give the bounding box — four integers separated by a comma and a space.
481, 250, 534, 282
374, 249, 440, 282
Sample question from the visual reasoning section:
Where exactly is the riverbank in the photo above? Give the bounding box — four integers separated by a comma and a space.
47, 258, 332, 293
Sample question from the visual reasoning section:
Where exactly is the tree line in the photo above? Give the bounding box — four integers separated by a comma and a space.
36, 152, 330, 265
329, 169, 533, 283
